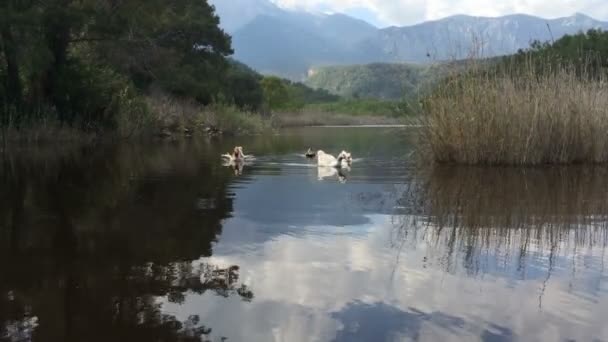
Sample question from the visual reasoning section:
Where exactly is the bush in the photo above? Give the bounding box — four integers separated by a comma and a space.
51, 61, 150, 133
204, 104, 271, 135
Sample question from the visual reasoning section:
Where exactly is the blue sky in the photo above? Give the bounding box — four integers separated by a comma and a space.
271, 0, 608, 27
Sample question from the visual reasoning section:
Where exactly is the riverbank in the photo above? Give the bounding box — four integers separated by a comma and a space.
274, 111, 405, 127
0, 109, 405, 144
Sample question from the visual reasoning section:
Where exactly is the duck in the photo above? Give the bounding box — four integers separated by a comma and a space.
222, 146, 246, 162
316, 150, 348, 168
338, 150, 353, 165
305, 148, 316, 158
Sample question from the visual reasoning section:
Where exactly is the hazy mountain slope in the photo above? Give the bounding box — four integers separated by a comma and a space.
232, 13, 382, 79
209, 0, 282, 33
305, 63, 450, 99
367, 13, 608, 62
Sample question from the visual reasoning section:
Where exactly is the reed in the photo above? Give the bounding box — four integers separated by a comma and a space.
418, 59, 608, 165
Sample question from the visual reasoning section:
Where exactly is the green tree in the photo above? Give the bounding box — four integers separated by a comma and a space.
261, 76, 289, 113
0, 0, 233, 129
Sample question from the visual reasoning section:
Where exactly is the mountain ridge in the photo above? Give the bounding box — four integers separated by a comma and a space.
211, 0, 608, 79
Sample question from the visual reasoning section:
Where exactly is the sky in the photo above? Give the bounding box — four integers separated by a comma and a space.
270, 0, 608, 27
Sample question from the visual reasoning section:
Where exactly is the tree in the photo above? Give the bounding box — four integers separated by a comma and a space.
260, 76, 288, 114
0, 0, 234, 128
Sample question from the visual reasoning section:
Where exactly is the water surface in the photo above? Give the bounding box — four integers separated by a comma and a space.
1, 127, 607, 342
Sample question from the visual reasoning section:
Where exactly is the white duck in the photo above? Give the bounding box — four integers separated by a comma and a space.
316, 150, 348, 168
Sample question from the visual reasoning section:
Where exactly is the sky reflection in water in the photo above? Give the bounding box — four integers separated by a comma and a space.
1, 128, 607, 342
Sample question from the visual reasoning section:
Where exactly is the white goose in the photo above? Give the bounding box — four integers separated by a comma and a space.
316, 150, 348, 168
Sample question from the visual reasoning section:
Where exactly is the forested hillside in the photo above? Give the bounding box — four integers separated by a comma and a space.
305, 63, 450, 99
0, 1, 340, 136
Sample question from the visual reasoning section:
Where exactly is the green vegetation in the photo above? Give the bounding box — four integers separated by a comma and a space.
272, 97, 418, 127
305, 63, 448, 100
260, 76, 339, 113
0, 0, 316, 139
303, 99, 401, 117
511, 28, 608, 75
419, 30, 608, 165
0, 1, 238, 133
274, 111, 405, 127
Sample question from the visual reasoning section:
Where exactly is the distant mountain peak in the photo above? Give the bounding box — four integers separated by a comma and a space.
209, 0, 281, 32
571, 12, 592, 19
222, 4, 608, 79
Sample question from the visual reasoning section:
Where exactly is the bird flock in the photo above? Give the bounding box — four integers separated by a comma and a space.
222, 146, 353, 181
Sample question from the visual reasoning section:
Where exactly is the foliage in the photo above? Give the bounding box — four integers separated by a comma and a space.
204, 104, 272, 135
221, 60, 264, 111
261, 76, 289, 112
0, 0, 232, 132
305, 63, 449, 100
261, 76, 339, 112
504, 29, 608, 77
302, 99, 404, 117
274, 111, 405, 127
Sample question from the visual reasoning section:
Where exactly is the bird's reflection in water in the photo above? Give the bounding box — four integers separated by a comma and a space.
318, 166, 351, 183
223, 160, 245, 176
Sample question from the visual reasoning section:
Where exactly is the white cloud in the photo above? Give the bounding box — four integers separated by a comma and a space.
270, 0, 608, 26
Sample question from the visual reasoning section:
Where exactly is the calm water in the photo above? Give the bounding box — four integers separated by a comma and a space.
1, 127, 607, 342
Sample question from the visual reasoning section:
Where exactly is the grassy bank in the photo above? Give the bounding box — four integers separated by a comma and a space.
419, 61, 608, 165
302, 99, 401, 117
274, 99, 410, 127
274, 111, 405, 127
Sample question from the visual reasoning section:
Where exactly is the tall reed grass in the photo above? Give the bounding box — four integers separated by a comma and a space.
419, 59, 608, 165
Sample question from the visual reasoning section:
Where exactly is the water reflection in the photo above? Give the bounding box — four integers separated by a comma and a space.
0, 143, 251, 342
165, 161, 608, 341
318, 166, 350, 183
1, 128, 608, 342
223, 159, 245, 176
396, 166, 608, 275
393, 166, 608, 317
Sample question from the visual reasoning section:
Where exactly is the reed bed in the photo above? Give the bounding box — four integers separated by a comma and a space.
419, 61, 608, 165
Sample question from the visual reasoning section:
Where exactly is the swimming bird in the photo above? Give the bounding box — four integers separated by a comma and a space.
305, 148, 316, 158
316, 150, 348, 168
338, 150, 353, 165
222, 146, 246, 162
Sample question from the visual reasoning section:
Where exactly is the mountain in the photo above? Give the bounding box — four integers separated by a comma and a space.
209, 0, 282, 33
210, 0, 608, 79
211, 0, 379, 79
305, 63, 451, 99
362, 13, 608, 62
232, 13, 379, 79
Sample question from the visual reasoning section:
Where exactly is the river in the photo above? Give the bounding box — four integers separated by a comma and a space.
0, 127, 606, 341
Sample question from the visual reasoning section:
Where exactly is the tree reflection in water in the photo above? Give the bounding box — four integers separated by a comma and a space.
0, 143, 251, 342
392, 166, 608, 298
